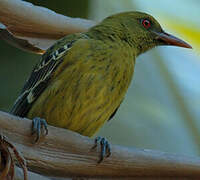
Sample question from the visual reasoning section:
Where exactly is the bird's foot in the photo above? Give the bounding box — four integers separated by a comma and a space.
92, 136, 111, 163
32, 117, 48, 143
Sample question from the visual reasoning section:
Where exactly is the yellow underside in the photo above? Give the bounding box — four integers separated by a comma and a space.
27, 39, 135, 137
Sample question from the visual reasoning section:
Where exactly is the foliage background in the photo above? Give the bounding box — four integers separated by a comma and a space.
0, 0, 200, 157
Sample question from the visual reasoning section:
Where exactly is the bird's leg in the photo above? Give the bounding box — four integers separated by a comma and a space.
32, 117, 48, 143
92, 136, 111, 163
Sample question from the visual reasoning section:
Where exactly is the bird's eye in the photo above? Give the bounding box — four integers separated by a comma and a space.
142, 19, 151, 29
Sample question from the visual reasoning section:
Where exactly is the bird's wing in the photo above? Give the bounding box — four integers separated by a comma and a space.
11, 33, 88, 117
108, 100, 123, 121
108, 105, 120, 121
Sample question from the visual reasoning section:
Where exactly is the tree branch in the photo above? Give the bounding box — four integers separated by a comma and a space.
15, 167, 52, 180
0, 0, 95, 37
0, 111, 200, 178
0, 0, 96, 53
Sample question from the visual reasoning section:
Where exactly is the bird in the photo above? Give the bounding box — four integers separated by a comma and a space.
11, 11, 192, 162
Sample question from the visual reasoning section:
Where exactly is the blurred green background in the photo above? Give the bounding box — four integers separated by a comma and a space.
0, 0, 200, 157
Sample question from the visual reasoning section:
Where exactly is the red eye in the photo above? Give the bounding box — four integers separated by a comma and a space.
142, 19, 151, 29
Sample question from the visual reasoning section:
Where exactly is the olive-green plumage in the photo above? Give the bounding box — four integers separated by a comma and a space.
11, 11, 191, 137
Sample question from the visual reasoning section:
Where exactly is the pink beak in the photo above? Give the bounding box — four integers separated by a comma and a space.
155, 31, 192, 49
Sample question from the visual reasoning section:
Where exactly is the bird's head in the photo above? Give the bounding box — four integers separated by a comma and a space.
98, 11, 192, 55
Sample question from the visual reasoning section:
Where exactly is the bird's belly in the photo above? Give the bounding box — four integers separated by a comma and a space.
27, 61, 133, 137
28, 82, 122, 137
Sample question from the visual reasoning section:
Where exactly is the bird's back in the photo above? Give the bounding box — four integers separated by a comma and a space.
11, 33, 87, 117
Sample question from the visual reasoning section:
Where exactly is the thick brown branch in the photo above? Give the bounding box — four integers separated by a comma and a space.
0, 110, 200, 178
0, 0, 95, 38
0, 0, 96, 53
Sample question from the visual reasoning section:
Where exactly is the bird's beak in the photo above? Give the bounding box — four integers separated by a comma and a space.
154, 31, 192, 49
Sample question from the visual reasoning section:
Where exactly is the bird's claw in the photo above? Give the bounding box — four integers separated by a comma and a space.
32, 117, 48, 143
92, 136, 111, 163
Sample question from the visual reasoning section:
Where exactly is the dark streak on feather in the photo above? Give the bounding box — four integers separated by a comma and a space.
11, 39, 77, 117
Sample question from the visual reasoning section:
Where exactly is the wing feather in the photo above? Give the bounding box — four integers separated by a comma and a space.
11, 33, 88, 117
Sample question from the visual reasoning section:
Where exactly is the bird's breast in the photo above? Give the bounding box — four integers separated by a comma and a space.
27, 40, 135, 136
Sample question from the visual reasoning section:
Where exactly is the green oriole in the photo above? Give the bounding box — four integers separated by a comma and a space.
11, 11, 191, 161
